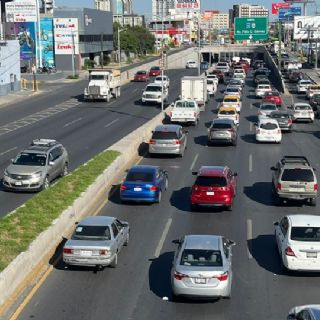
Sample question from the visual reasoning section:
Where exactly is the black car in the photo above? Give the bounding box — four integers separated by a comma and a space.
310, 93, 320, 116
269, 111, 293, 132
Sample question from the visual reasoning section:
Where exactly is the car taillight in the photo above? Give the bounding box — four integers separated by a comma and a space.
215, 272, 228, 281
285, 246, 296, 257
193, 185, 199, 191
288, 119, 292, 124
99, 249, 108, 255
174, 271, 188, 280
149, 139, 156, 144
314, 184, 318, 191
169, 112, 172, 117
150, 185, 158, 191
174, 140, 181, 145
276, 183, 281, 191
120, 184, 126, 190
63, 248, 74, 254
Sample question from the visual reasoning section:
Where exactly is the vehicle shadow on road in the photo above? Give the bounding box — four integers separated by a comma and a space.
194, 135, 208, 146
243, 182, 274, 206
240, 134, 257, 144
170, 187, 191, 212
245, 115, 257, 123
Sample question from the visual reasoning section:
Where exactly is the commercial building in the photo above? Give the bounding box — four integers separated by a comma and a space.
95, 0, 133, 15
233, 4, 269, 18
152, 0, 175, 20
211, 13, 229, 30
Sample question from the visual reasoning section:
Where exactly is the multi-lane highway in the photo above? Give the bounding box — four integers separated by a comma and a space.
0, 68, 192, 217
8, 60, 320, 320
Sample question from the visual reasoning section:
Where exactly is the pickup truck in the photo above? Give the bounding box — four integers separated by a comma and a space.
169, 99, 200, 126
141, 83, 168, 105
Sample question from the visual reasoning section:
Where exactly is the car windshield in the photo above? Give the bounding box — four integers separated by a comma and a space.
295, 105, 311, 110
259, 85, 270, 89
212, 123, 233, 129
261, 105, 277, 110
152, 131, 178, 139
195, 176, 227, 187
224, 98, 238, 103
126, 171, 154, 182
180, 249, 223, 267
226, 89, 239, 93
300, 81, 311, 85
155, 77, 166, 82
175, 101, 196, 108
151, 67, 160, 70
290, 227, 320, 242
146, 86, 161, 92
260, 122, 278, 130
90, 75, 104, 80
71, 225, 111, 241
281, 169, 314, 182
13, 153, 46, 166
136, 71, 146, 75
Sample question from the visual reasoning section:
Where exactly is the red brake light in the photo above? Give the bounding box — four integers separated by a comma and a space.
99, 249, 108, 255
150, 185, 158, 191
174, 140, 181, 145
120, 184, 126, 190
174, 271, 188, 280
288, 119, 292, 124
314, 184, 318, 191
63, 248, 74, 254
215, 272, 228, 281
285, 246, 296, 257
149, 139, 156, 145
276, 183, 281, 191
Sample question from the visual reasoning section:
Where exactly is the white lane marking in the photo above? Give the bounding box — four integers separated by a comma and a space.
63, 117, 82, 128
249, 154, 253, 172
104, 118, 119, 128
250, 103, 253, 110
154, 218, 172, 258
190, 153, 199, 171
0, 146, 17, 156
247, 219, 253, 259
249, 122, 253, 132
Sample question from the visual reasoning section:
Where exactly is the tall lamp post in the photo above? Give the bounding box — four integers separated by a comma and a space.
118, 27, 126, 69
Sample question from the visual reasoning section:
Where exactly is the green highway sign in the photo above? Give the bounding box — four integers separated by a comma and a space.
234, 17, 268, 41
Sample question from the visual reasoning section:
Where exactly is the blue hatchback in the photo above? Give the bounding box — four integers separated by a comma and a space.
120, 165, 168, 203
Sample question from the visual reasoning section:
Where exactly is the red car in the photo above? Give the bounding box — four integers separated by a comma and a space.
134, 70, 150, 82
190, 166, 237, 211
262, 91, 282, 107
149, 66, 161, 77
209, 69, 224, 83
239, 61, 249, 73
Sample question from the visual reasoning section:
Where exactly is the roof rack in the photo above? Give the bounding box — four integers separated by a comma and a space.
31, 139, 57, 147
281, 156, 310, 166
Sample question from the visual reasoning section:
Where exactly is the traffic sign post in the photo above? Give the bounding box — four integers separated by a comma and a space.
234, 17, 268, 41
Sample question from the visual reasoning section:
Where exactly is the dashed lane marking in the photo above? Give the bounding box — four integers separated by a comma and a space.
63, 117, 82, 128
104, 118, 119, 128
249, 154, 253, 172
0, 147, 17, 156
247, 219, 253, 259
190, 153, 199, 171
154, 218, 172, 258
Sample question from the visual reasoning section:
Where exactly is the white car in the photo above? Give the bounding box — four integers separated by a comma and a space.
296, 79, 312, 94
232, 73, 245, 85
207, 79, 217, 96
290, 103, 314, 122
255, 84, 272, 98
257, 103, 278, 116
233, 68, 246, 78
141, 83, 168, 105
224, 87, 241, 98
255, 117, 282, 143
288, 305, 320, 320
207, 74, 219, 86
186, 60, 197, 69
215, 62, 230, 74
274, 215, 320, 272
154, 75, 170, 88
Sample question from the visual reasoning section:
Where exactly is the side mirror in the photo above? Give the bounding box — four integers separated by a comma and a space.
227, 239, 236, 246
49, 161, 54, 166
274, 221, 279, 226
192, 171, 198, 175
270, 166, 276, 171
172, 239, 181, 245
10, 158, 14, 163
75, 221, 79, 225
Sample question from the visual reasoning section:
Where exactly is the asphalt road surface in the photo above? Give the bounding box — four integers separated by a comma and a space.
10, 63, 320, 320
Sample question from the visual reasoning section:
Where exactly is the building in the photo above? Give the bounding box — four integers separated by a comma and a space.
95, 0, 133, 14
53, 8, 113, 71
113, 14, 145, 27
233, 4, 269, 18
152, 0, 175, 20
211, 13, 229, 31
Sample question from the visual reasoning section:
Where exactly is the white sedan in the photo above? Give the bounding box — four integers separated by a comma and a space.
275, 215, 320, 272
290, 103, 314, 122
296, 79, 312, 94
154, 75, 170, 88
255, 117, 281, 143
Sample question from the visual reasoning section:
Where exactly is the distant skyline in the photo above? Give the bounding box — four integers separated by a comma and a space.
55, 0, 315, 17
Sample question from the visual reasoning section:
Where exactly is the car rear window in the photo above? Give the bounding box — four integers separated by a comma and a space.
180, 249, 223, 267
212, 122, 233, 129
260, 122, 278, 130
146, 86, 161, 92
261, 105, 277, 110
224, 98, 238, 103
281, 169, 314, 182
219, 110, 236, 115
152, 131, 178, 139
290, 227, 320, 242
175, 101, 196, 108
136, 71, 146, 75
195, 176, 227, 187
72, 225, 111, 241
126, 171, 154, 182
295, 105, 311, 110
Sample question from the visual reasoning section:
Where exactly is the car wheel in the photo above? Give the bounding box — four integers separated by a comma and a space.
193, 118, 198, 126
61, 163, 68, 177
42, 176, 50, 190
124, 231, 130, 246
310, 198, 317, 206
156, 190, 162, 203
109, 253, 118, 268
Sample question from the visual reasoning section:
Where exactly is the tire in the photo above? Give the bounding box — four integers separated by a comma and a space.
109, 253, 118, 268
124, 231, 130, 246
310, 198, 317, 206
41, 176, 50, 190
156, 190, 162, 203
61, 163, 68, 177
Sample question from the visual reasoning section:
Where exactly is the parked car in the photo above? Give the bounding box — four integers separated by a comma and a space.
141, 83, 168, 105
207, 119, 238, 146
190, 166, 237, 211
154, 75, 170, 88
148, 124, 187, 157
134, 70, 150, 82
262, 91, 282, 107
287, 305, 320, 320
218, 106, 239, 125
171, 234, 235, 299
3, 139, 69, 191
269, 110, 293, 132
186, 60, 197, 69
271, 156, 318, 206
289, 103, 314, 122
257, 103, 278, 116
255, 117, 282, 143
275, 215, 320, 271
296, 79, 312, 94
63, 216, 129, 268
120, 165, 168, 203
149, 66, 161, 77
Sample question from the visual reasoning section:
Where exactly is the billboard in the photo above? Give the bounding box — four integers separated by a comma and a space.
14, 22, 36, 61
272, 3, 290, 15
53, 18, 79, 55
279, 7, 301, 21
5, 0, 37, 23
294, 15, 320, 40
175, 0, 200, 13
38, 18, 55, 68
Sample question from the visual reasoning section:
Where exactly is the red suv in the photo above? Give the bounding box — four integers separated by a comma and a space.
134, 70, 150, 82
190, 166, 237, 211
262, 91, 282, 107
149, 66, 161, 77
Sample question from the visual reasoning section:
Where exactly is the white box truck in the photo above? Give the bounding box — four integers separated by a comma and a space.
180, 76, 208, 111
84, 69, 121, 102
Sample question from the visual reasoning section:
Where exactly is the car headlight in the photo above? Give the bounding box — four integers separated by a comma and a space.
32, 171, 42, 179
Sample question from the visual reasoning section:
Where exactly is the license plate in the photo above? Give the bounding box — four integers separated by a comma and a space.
206, 192, 215, 195
15, 181, 22, 186
307, 252, 317, 258
81, 250, 92, 256
195, 278, 206, 284
134, 187, 142, 192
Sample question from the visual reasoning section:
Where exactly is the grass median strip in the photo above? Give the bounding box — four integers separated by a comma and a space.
0, 150, 120, 272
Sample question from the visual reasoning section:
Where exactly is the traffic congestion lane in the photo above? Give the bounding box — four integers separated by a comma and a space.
0, 68, 192, 217
13, 67, 320, 320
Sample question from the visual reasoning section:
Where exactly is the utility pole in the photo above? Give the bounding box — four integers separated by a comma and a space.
316, 30, 318, 70
278, 21, 282, 71
100, 32, 104, 68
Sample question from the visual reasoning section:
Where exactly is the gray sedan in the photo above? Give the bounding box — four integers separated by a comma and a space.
63, 216, 129, 268
171, 234, 235, 300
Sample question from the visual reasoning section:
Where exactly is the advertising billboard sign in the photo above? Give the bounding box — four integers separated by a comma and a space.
294, 15, 320, 40
175, 0, 200, 13
53, 18, 79, 55
38, 18, 55, 68
14, 22, 36, 61
279, 7, 301, 21
234, 17, 268, 41
5, 0, 37, 23
272, 3, 290, 15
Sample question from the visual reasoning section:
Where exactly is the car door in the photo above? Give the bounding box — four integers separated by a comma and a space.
156, 169, 165, 191
115, 219, 126, 248
111, 222, 121, 252
52, 146, 64, 178
222, 237, 232, 283
276, 217, 289, 256
228, 170, 236, 196
47, 151, 58, 180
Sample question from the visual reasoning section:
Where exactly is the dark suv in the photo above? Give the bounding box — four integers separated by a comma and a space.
207, 119, 238, 146
271, 156, 318, 206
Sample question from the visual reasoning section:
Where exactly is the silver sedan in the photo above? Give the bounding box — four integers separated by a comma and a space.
171, 234, 235, 300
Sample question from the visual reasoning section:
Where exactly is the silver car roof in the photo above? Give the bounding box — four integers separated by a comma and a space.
154, 124, 181, 132
184, 235, 221, 250
78, 216, 116, 226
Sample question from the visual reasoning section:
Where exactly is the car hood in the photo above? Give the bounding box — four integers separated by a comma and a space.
6, 164, 44, 175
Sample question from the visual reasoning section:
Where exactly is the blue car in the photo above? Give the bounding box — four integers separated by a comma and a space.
120, 165, 168, 203
200, 61, 209, 71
